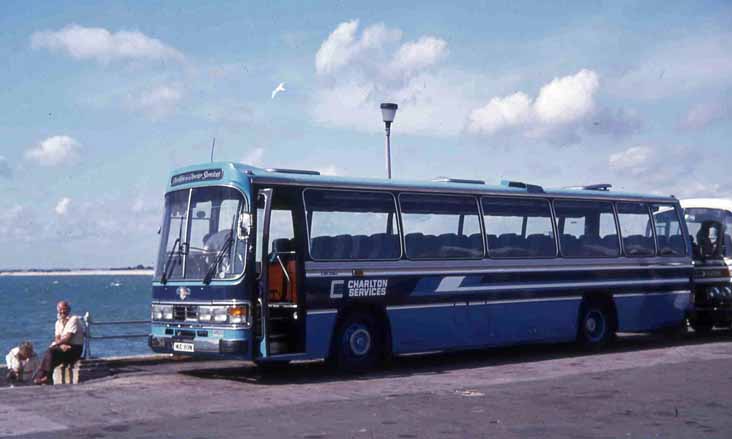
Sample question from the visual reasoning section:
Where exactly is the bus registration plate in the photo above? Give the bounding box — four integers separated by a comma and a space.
173, 342, 194, 353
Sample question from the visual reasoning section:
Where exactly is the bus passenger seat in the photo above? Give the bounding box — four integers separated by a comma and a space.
332, 234, 353, 260
668, 235, 685, 255
486, 234, 498, 251
351, 235, 370, 259
469, 233, 484, 254
560, 234, 579, 256
437, 233, 458, 257
310, 235, 333, 259
527, 234, 554, 256
405, 233, 424, 257
369, 233, 400, 259
656, 235, 669, 252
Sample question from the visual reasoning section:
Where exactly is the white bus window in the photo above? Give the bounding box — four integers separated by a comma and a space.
554, 200, 619, 257
617, 202, 655, 257
482, 197, 556, 258
400, 194, 483, 259
304, 190, 400, 260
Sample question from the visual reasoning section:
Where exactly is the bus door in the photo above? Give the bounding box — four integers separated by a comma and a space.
255, 187, 304, 359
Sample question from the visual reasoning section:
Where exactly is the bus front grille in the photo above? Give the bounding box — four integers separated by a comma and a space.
173, 305, 198, 321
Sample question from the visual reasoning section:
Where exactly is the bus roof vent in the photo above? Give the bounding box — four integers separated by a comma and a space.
432, 176, 486, 185
582, 183, 612, 191
265, 168, 321, 176
500, 180, 544, 193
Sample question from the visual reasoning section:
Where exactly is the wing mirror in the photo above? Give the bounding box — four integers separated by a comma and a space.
238, 213, 252, 240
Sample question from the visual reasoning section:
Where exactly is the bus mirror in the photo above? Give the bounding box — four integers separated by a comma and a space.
238, 213, 251, 240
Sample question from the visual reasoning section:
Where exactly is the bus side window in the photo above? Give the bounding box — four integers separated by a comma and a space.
651, 204, 686, 256
617, 202, 655, 257
482, 197, 555, 258
554, 200, 619, 258
399, 193, 483, 259
304, 190, 401, 260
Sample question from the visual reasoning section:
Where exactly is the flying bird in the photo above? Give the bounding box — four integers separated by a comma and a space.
271, 82, 286, 99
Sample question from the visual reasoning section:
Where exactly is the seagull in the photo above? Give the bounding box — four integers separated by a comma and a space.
271, 82, 286, 99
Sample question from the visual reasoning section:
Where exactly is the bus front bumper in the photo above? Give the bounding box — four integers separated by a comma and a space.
148, 324, 251, 358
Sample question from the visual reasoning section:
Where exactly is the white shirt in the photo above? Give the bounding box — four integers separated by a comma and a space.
55, 315, 85, 346
5, 347, 39, 382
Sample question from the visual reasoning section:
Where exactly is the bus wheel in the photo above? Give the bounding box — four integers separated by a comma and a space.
334, 312, 381, 373
578, 304, 613, 350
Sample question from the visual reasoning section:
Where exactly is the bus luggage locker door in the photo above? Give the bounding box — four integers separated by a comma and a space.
257, 188, 274, 358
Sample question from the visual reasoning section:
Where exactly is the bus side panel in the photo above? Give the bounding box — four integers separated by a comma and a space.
388, 305, 467, 353
468, 299, 581, 346
305, 312, 338, 358
615, 291, 690, 332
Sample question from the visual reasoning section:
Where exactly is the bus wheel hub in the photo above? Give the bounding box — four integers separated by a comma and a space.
349, 328, 371, 356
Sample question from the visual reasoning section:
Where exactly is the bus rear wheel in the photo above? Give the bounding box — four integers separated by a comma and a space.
578, 304, 614, 350
333, 312, 381, 373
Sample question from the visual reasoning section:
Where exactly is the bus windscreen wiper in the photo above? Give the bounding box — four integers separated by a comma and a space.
203, 234, 234, 285
160, 237, 181, 285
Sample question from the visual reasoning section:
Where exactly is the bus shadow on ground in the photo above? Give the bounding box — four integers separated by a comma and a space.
181, 329, 731, 386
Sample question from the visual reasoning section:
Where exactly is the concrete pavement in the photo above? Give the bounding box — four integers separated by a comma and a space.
2, 332, 731, 438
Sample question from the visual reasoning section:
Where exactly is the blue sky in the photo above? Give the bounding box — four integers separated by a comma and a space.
1, 1, 730, 269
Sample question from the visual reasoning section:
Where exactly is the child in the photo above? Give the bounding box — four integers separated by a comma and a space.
5, 341, 39, 383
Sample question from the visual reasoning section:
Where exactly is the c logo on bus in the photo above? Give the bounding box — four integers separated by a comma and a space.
177, 287, 191, 300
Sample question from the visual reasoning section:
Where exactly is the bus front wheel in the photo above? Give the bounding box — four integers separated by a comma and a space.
578, 304, 614, 350
333, 312, 381, 373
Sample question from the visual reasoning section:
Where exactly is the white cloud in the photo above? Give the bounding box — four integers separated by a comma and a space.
467, 92, 532, 135
31, 24, 184, 63
312, 21, 630, 142
315, 20, 359, 75
25, 135, 81, 166
55, 197, 71, 216
534, 69, 598, 124
129, 83, 183, 119
605, 144, 730, 199
389, 36, 448, 76
468, 70, 608, 144
0, 156, 11, 178
315, 20, 401, 75
312, 21, 501, 137
608, 146, 652, 176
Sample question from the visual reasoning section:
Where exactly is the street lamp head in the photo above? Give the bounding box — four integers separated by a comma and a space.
380, 103, 398, 124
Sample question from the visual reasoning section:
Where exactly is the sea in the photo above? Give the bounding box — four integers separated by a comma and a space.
0, 275, 152, 359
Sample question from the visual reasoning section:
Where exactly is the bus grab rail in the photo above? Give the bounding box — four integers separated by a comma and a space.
82, 312, 149, 359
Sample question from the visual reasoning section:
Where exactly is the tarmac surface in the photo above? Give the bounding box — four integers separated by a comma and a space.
2, 331, 731, 438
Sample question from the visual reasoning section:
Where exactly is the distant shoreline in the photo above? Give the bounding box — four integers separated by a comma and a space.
0, 270, 154, 277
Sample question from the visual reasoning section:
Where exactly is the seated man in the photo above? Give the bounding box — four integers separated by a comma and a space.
33, 300, 84, 385
5, 341, 39, 383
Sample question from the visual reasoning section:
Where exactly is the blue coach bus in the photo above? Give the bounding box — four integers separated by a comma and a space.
149, 162, 693, 371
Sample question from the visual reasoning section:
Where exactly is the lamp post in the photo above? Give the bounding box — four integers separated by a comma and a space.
380, 103, 398, 179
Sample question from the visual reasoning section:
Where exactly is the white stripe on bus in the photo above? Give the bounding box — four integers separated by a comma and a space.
433, 276, 690, 294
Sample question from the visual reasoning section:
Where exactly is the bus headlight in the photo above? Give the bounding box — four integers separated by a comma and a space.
152, 304, 173, 320
228, 305, 249, 325
152, 305, 163, 320
213, 307, 228, 322
707, 287, 721, 300
198, 306, 213, 322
